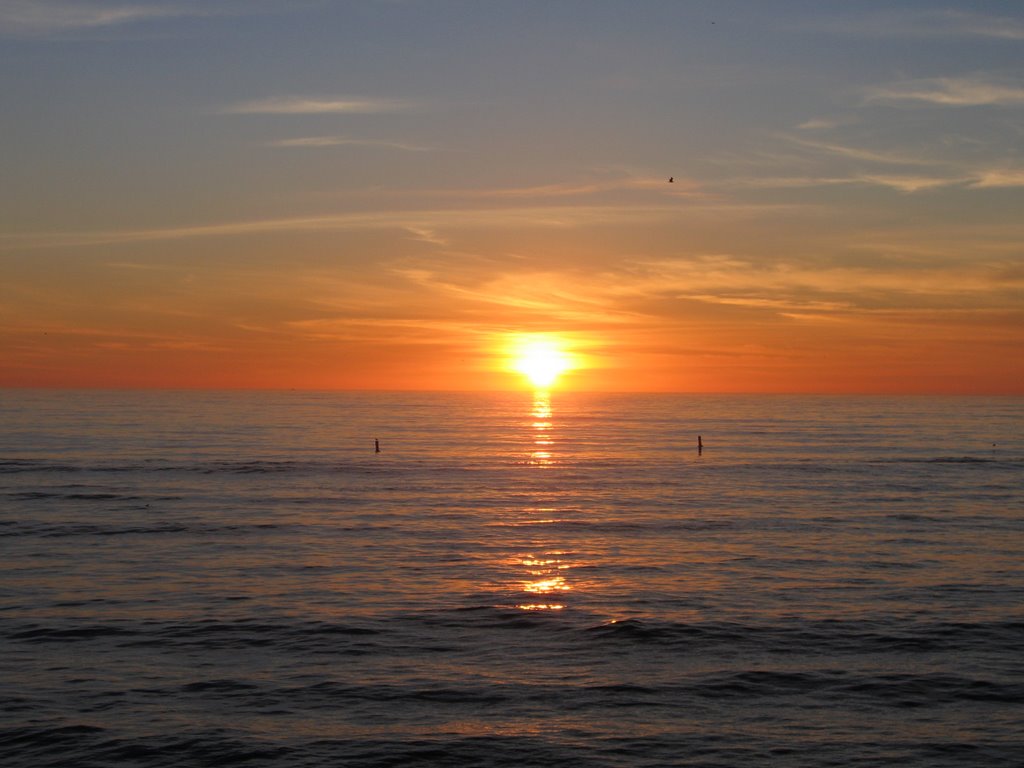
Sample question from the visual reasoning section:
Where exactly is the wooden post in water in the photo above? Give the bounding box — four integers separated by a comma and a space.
375, 439, 380, 454
698, 435, 703, 455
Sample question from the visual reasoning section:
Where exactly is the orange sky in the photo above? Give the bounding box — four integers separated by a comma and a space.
2, 2, 1022, 394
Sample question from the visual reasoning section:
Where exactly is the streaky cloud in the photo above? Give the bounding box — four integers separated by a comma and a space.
785, 136, 932, 166
854, 174, 960, 193
0, 206, 701, 250
484, 177, 698, 198
223, 96, 414, 115
267, 136, 433, 151
0, 0, 199, 35
865, 77, 1024, 107
729, 174, 960, 193
969, 169, 1024, 188
796, 118, 842, 131
923, 9, 1024, 40
808, 9, 1024, 41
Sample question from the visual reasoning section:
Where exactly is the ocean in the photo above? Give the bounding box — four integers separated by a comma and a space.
1, 390, 1022, 767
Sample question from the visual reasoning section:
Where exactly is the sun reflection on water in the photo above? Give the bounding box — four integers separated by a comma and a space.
512, 394, 581, 611
528, 391, 555, 466
515, 551, 574, 610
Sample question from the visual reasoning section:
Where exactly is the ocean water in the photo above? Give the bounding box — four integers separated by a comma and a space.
1, 389, 1022, 767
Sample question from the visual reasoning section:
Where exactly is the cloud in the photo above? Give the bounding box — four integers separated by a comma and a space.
854, 175, 959, 193
223, 97, 414, 115
267, 136, 433, 151
969, 169, 1024, 188
403, 226, 450, 247
622, 255, 1023, 314
797, 118, 841, 131
391, 267, 639, 328
730, 174, 960, 193
0, 205, 687, 250
785, 136, 931, 166
865, 78, 1024, 107
0, 1, 196, 35
949, 12, 1024, 41
810, 9, 1024, 41
448, 175, 702, 200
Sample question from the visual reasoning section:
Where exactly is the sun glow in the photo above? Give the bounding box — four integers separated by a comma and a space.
510, 336, 573, 389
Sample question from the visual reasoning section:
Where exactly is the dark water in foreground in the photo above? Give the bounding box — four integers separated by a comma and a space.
2, 390, 1023, 767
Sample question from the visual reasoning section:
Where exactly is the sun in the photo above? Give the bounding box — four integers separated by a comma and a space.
511, 337, 573, 389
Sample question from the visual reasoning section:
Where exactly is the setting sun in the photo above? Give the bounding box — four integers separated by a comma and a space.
511, 337, 573, 389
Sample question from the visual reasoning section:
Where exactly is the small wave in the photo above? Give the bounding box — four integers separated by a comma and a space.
0, 724, 106, 751
0, 457, 326, 475
8, 615, 1023, 659
682, 669, 1024, 706
0, 725, 293, 768
0, 520, 295, 539
135, 669, 1023, 713
0, 522, 190, 538
180, 679, 260, 694
869, 456, 1024, 466
581, 617, 1024, 655
0, 460, 83, 474
0, 731, 602, 768
927, 456, 998, 464
2, 728, 1021, 768
833, 673, 1024, 706
487, 518, 735, 534
585, 617, 737, 644
9, 624, 139, 642
4, 618, 385, 656
694, 669, 829, 698
436, 605, 564, 631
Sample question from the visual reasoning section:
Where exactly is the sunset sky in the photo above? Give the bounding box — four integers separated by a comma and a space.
2, 0, 1022, 393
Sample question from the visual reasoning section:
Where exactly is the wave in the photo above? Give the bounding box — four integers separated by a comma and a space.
580, 616, 1024, 655
3, 687, 1022, 768
0, 520, 289, 538
7, 613, 1024, 657
3, 728, 1022, 768
7, 454, 1018, 475
0, 458, 316, 475
0, 729, 612, 768
5, 618, 384, 654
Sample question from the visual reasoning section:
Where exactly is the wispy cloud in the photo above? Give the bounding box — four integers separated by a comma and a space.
945, 11, 1024, 41
797, 118, 842, 131
456, 176, 701, 199
784, 136, 931, 166
755, 127, 1024, 193
623, 255, 1023, 312
811, 9, 1024, 41
391, 266, 637, 328
0, 1, 196, 35
969, 169, 1024, 188
267, 136, 433, 151
854, 174, 960, 193
0, 206, 687, 250
223, 96, 414, 115
403, 226, 449, 247
730, 174, 960, 193
865, 77, 1024, 107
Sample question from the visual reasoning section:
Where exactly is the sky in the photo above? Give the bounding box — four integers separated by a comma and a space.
2, 0, 1022, 393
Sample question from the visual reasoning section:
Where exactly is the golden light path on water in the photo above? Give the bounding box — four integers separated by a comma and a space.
516, 390, 570, 611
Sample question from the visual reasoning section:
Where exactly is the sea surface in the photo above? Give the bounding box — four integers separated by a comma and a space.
1, 390, 1022, 767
